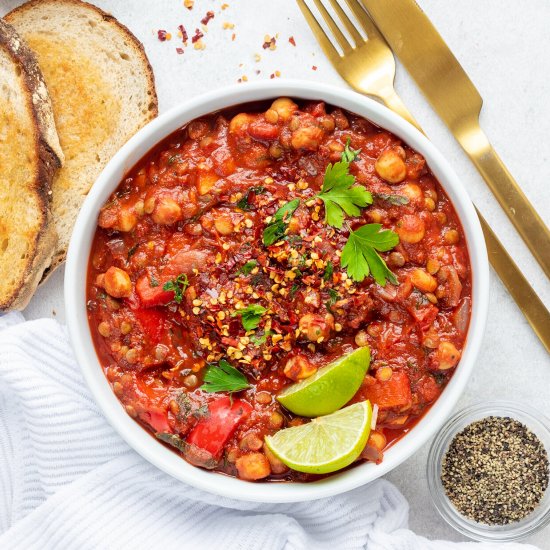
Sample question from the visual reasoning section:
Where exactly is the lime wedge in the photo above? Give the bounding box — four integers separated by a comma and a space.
277, 346, 370, 417
265, 401, 372, 474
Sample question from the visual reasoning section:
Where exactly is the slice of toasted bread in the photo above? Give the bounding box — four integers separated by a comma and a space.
6, 0, 158, 271
0, 18, 62, 310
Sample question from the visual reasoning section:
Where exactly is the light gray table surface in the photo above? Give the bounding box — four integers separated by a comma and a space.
3, 0, 549, 546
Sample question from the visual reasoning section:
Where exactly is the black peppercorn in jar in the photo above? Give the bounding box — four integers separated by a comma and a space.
427, 402, 550, 542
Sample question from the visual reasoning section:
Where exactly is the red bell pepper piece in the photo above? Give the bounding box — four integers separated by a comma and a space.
364, 371, 412, 410
140, 409, 170, 432
186, 397, 253, 458
133, 307, 166, 345
136, 272, 174, 307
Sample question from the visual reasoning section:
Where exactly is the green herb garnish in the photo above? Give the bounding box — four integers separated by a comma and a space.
236, 260, 258, 276
374, 193, 410, 206
200, 359, 250, 393
127, 243, 139, 259
150, 275, 160, 288
323, 260, 334, 282
341, 138, 361, 163
236, 186, 266, 211
250, 330, 273, 346
328, 288, 340, 305
262, 199, 300, 245
341, 224, 399, 286
289, 283, 300, 298
163, 273, 189, 303
232, 303, 267, 331
316, 161, 372, 228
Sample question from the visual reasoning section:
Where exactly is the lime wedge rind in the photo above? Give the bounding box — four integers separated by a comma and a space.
276, 346, 371, 417
265, 401, 372, 474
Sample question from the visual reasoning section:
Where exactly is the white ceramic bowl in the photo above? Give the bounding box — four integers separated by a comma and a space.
65, 80, 489, 503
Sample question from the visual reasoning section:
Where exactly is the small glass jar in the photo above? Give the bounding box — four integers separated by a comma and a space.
427, 400, 550, 542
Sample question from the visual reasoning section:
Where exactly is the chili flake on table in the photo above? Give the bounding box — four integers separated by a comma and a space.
87, 98, 472, 481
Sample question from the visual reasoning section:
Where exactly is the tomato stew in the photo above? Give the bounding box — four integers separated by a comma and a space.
87, 98, 471, 482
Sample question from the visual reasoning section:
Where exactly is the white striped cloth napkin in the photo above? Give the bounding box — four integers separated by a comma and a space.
0, 313, 540, 550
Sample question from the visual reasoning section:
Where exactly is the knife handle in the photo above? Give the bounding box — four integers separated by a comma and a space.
458, 124, 550, 278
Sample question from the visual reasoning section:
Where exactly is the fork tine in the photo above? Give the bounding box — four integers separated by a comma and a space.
344, 0, 384, 40
311, 0, 353, 53
325, 0, 363, 45
296, 0, 341, 60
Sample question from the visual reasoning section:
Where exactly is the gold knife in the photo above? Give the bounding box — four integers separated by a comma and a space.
361, 0, 550, 279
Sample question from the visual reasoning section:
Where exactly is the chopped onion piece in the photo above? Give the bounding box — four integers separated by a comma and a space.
371, 403, 379, 430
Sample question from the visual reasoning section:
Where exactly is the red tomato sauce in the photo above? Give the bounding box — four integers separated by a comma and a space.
87, 98, 471, 482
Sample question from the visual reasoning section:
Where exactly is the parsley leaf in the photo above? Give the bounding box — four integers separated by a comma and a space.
262, 199, 300, 245
163, 273, 189, 303
317, 161, 372, 228
341, 138, 361, 163
200, 359, 250, 393
341, 224, 399, 286
328, 288, 339, 305
232, 303, 267, 331
250, 330, 273, 346
236, 260, 258, 276
374, 193, 410, 206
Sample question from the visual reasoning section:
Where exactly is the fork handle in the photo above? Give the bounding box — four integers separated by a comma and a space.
376, 88, 550, 353
458, 125, 550, 279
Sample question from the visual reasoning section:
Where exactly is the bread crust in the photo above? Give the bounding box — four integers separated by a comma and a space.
6, 0, 159, 277
0, 18, 62, 310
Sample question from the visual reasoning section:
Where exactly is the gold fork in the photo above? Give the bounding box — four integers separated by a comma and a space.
296, 0, 550, 352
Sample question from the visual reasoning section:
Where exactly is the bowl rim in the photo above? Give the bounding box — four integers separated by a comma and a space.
65, 79, 489, 503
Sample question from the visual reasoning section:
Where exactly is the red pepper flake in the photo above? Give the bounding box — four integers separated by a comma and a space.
289, 36, 296, 47
192, 29, 204, 43
262, 35, 277, 50
157, 29, 168, 42
231, 33, 236, 41
201, 11, 215, 25
312, 65, 318, 71
178, 24, 188, 43
176, 47, 184, 55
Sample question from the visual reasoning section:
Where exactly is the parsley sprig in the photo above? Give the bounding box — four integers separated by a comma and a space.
200, 359, 250, 394
317, 140, 372, 228
163, 273, 189, 303
262, 199, 300, 245
232, 303, 267, 331
341, 224, 399, 286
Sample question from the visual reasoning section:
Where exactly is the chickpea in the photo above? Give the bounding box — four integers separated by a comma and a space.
98, 321, 111, 338
269, 142, 283, 159
375, 147, 407, 184
396, 214, 425, 243
183, 374, 198, 388
270, 97, 298, 121
355, 330, 369, 347
113, 381, 123, 397
115, 207, 137, 232
444, 229, 460, 245
103, 267, 132, 298
125, 348, 138, 364
120, 321, 132, 335
426, 258, 440, 275
422, 331, 440, 349
376, 366, 393, 381
424, 197, 436, 211
144, 196, 156, 214
255, 391, 272, 405
400, 183, 423, 204
298, 312, 334, 342
235, 452, 271, 480
434, 341, 461, 370
388, 251, 405, 268
229, 113, 253, 134
134, 200, 145, 217
410, 268, 437, 292
367, 430, 387, 451
368, 208, 384, 223
152, 197, 182, 225
291, 125, 324, 151
284, 354, 317, 381
264, 108, 279, 124
318, 115, 335, 132
239, 434, 263, 451
214, 216, 234, 235
125, 404, 138, 418
264, 446, 289, 474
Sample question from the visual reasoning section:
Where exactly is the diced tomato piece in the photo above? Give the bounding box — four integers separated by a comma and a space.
140, 409, 170, 432
136, 272, 174, 307
163, 248, 212, 278
187, 397, 253, 458
133, 307, 166, 344
247, 121, 279, 141
364, 371, 412, 410
415, 375, 441, 404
